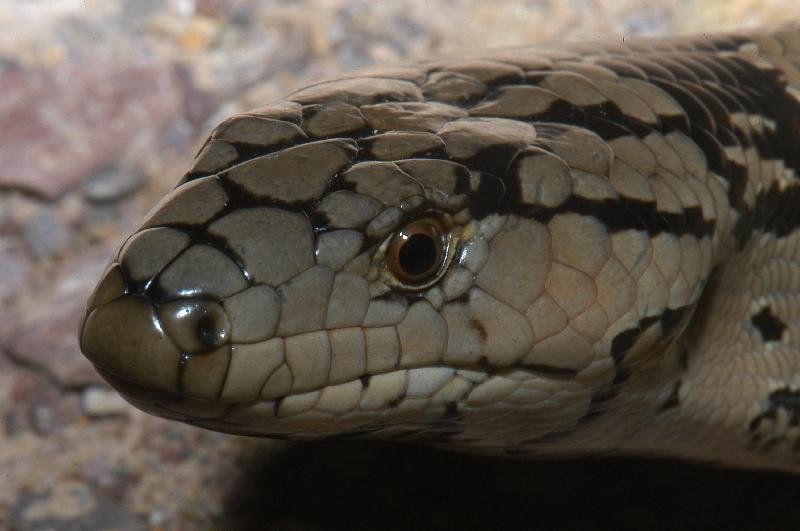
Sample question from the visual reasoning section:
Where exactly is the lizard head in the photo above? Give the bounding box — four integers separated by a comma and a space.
80, 75, 704, 452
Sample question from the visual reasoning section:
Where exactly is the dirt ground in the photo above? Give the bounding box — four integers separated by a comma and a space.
3, 1, 800, 529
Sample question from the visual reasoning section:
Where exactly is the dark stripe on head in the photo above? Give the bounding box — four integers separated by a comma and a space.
580, 304, 694, 423
480, 187, 716, 238
742, 183, 800, 239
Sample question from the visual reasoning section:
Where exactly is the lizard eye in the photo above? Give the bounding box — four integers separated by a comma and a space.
386, 218, 447, 285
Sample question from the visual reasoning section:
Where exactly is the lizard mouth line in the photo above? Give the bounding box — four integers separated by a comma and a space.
95, 357, 584, 431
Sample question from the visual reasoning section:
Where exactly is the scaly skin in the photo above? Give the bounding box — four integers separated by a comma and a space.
80, 27, 800, 472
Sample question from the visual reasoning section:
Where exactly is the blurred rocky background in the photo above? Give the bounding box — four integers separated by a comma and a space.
2, 1, 800, 529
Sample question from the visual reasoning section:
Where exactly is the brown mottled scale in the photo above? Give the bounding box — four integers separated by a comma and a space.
80, 27, 800, 473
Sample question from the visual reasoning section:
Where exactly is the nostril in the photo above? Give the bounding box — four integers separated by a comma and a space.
159, 299, 230, 353
196, 314, 226, 347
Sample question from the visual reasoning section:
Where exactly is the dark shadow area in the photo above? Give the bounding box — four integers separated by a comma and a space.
218, 441, 800, 530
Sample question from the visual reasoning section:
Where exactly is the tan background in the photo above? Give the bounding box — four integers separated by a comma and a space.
2, 1, 800, 529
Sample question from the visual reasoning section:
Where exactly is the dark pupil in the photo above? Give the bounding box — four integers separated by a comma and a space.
398, 233, 438, 277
